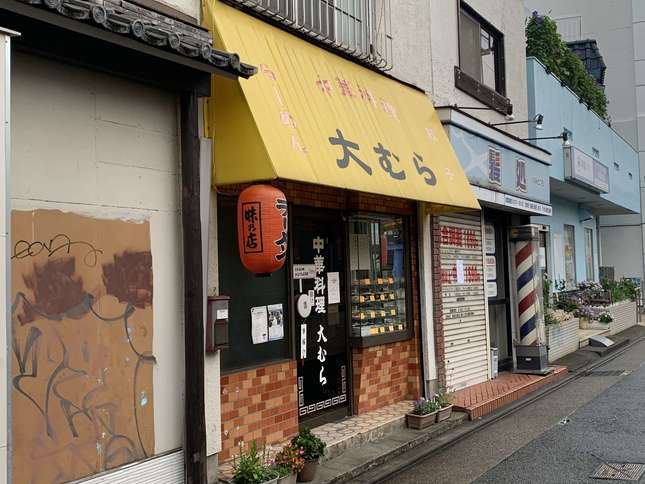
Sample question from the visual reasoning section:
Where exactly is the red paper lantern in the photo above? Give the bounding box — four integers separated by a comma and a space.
237, 185, 288, 275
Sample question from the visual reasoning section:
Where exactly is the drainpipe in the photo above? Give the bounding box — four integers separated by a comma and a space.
1, 27, 19, 484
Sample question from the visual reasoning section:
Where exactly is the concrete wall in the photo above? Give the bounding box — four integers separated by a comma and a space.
157, 0, 200, 22
10, 53, 185, 477
527, 57, 640, 213
533, 195, 599, 285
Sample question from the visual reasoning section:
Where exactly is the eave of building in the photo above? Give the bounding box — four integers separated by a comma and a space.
436, 106, 552, 165
2, 0, 257, 79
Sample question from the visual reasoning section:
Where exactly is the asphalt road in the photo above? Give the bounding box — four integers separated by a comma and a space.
383, 336, 645, 484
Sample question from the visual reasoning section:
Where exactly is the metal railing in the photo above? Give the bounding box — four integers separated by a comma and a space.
223, 0, 393, 70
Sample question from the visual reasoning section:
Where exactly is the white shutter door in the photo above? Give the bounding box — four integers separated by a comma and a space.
79, 450, 184, 483
438, 213, 489, 390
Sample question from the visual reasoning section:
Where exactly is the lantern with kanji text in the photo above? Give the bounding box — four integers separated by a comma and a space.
237, 185, 288, 275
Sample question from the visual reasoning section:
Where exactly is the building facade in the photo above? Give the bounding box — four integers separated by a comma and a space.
1, 0, 253, 482
526, 57, 640, 288
523, 0, 645, 282
202, 0, 481, 474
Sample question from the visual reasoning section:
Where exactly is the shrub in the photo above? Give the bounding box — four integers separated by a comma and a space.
526, 13, 608, 119
602, 278, 639, 303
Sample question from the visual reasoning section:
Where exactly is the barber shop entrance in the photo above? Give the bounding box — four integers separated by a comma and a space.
293, 208, 349, 426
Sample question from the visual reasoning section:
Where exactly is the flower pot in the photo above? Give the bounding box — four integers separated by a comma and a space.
278, 474, 297, 484
297, 459, 320, 482
579, 317, 590, 329
406, 411, 438, 430
261, 478, 279, 484
437, 405, 453, 422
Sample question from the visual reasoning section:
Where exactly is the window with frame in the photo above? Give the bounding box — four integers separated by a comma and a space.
564, 224, 577, 289
458, 3, 505, 95
234, 0, 390, 69
348, 214, 410, 344
584, 227, 595, 281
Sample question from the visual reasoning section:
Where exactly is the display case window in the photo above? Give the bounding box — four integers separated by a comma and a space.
349, 214, 409, 345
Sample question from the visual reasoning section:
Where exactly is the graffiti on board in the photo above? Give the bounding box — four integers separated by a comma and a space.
11, 209, 155, 483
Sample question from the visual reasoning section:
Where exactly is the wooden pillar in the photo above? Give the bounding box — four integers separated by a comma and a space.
181, 90, 207, 484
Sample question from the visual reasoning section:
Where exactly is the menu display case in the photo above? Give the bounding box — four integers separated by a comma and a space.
349, 214, 409, 345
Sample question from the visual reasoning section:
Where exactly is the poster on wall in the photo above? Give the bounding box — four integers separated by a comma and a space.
251, 305, 269, 344
11, 209, 155, 483
487, 281, 498, 298
268, 303, 284, 341
327, 272, 341, 304
485, 223, 496, 255
486, 255, 497, 281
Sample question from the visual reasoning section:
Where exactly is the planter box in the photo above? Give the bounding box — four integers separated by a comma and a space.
608, 301, 637, 335
547, 318, 579, 362
437, 405, 453, 422
406, 411, 437, 429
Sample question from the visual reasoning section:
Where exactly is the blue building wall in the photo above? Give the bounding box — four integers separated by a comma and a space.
533, 195, 598, 286
526, 57, 640, 213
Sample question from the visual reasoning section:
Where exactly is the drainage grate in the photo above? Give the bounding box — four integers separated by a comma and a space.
590, 463, 645, 481
583, 370, 627, 377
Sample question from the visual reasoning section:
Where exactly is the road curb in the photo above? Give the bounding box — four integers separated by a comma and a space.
363, 328, 645, 483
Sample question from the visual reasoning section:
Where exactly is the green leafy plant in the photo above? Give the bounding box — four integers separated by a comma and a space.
273, 442, 305, 477
554, 295, 580, 314
291, 428, 326, 461
233, 441, 278, 484
435, 392, 452, 409
544, 310, 559, 326
412, 397, 440, 416
602, 278, 638, 303
526, 13, 608, 119
543, 274, 552, 311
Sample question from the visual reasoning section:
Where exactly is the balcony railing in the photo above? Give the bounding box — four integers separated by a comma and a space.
222, 0, 393, 70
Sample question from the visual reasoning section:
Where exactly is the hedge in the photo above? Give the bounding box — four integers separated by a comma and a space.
526, 13, 608, 119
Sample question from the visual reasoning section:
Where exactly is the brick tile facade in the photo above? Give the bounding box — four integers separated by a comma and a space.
352, 339, 420, 414
220, 361, 298, 461
217, 180, 422, 455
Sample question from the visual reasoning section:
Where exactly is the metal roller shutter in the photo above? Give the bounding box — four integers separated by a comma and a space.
438, 213, 490, 390
79, 450, 184, 483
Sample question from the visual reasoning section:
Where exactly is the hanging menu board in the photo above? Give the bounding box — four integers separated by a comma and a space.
438, 213, 488, 390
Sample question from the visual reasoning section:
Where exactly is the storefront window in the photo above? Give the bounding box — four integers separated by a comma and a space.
564, 224, 577, 289
584, 227, 595, 281
349, 214, 408, 341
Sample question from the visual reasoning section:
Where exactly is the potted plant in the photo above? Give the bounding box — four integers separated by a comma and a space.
435, 392, 453, 422
406, 397, 440, 429
233, 441, 280, 484
273, 443, 305, 484
291, 428, 326, 482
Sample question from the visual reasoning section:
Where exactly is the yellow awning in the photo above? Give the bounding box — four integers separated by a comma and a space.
203, 1, 479, 210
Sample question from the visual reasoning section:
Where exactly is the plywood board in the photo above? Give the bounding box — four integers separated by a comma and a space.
11, 209, 155, 483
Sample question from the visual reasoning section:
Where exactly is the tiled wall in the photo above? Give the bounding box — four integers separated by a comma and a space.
219, 361, 299, 461
352, 340, 420, 414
